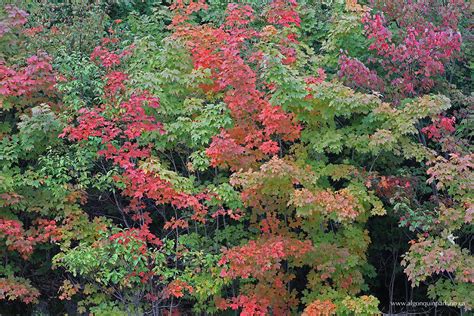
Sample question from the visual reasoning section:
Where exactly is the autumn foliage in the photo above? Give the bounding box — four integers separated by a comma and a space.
0, 1, 472, 315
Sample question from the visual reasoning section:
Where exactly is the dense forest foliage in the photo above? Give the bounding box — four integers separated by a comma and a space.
0, 0, 472, 315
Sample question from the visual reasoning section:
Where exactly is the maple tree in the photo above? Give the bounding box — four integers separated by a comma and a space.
0, 1, 472, 315
338, 0, 466, 101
